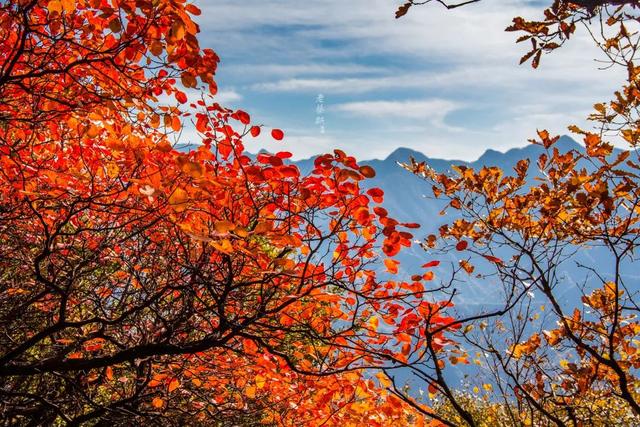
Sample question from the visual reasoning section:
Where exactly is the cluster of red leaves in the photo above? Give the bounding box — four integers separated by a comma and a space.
0, 1, 458, 425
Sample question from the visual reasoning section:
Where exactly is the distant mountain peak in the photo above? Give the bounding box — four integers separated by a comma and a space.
385, 147, 428, 163
556, 135, 582, 150
476, 148, 502, 165
469, 135, 591, 169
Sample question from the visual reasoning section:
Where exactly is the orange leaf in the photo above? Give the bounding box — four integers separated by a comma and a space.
60, 0, 75, 12
152, 397, 164, 408
245, 386, 256, 398
384, 258, 399, 274
168, 188, 189, 206
168, 378, 180, 393
171, 115, 182, 132
459, 260, 474, 274
47, 0, 62, 14
186, 4, 201, 15
214, 220, 235, 234
483, 255, 503, 264
376, 372, 392, 388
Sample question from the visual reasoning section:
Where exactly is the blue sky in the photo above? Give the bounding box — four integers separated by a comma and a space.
192, 0, 623, 161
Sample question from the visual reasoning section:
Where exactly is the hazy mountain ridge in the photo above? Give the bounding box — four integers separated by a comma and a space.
302, 135, 587, 226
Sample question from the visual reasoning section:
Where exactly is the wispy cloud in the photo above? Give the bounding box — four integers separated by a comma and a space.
251, 76, 420, 93
334, 99, 460, 128
214, 89, 243, 104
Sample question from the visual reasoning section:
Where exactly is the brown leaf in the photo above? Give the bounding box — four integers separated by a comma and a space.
395, 2, 411, 19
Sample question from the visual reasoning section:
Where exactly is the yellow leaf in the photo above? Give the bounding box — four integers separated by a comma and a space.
47, 0, 62, 13
150, 114, 161, 129
255, 375, 266, 389
510, 343, 525, 359
369, 316, 379, 329
105, 163, 120, 179
376, 372, 392, 388
483, 383, 493, 392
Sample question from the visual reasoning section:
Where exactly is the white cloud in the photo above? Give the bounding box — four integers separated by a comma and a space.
334, 99, 460, 128
249, 64, 619, 96
214, 89, 243, 104
251, 76, 417, 93
227, 63, 388, 77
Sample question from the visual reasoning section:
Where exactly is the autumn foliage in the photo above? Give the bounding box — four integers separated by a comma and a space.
0, 0, 446, 425
4, 0, 640, 425
390, 1, 640, 426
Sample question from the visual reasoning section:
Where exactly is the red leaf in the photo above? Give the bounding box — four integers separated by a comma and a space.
271, 129, 284, 140
422, 260, 440, 268
236, 110, 251, 125
175, 91, 188, 104
428, 383, 438, 394
359, 165, 376, 178
402, 223, 420, 229
367, 188, 384, 203
275, 151, 292, 159
374, 207, 388, 217
456, 241, 468, 251
195, 115, 209, 133
250, 126, 261, 137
